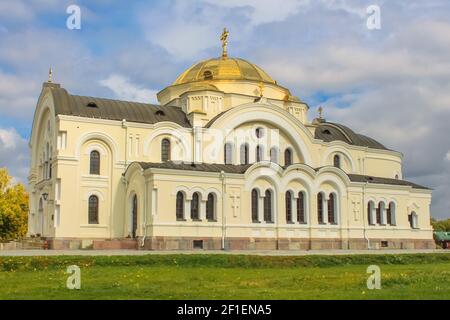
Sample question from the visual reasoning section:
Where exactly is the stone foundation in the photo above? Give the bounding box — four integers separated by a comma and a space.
141, 236, 435, 251
38, 237, 435, 251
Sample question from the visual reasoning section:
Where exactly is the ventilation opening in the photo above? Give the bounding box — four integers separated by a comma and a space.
86, 102, 98, 108
193, 240, 203, 249
155, 110, 165, 116
203, 70, 213, 80
381, 241, 389, 248
322, 129, 331, 135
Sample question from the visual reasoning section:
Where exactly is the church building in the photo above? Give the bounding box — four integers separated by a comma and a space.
27, 30, 434, 250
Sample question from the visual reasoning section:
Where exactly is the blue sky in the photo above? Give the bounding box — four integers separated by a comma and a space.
0, 0, 449, 218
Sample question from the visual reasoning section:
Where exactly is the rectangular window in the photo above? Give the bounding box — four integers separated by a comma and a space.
193, 240, 203, 249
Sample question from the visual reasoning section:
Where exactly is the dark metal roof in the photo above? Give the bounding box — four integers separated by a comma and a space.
137, 161, 252, 174
347, 174, 430, 190
314, 122, 388, 150
132, 161, 429, 190
46, 83, 191, 127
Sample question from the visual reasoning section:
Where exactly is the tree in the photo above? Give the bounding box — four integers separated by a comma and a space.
0, 168, 29, 240
431, 218, 450, 232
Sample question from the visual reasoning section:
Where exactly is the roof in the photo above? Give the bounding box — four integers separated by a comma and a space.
347, 174, 430, 190
173, 57, 276, 85
136, 161, 252, 174
45, 83, 191, 127
315, 122, 388, 150
131, 161, 429, 190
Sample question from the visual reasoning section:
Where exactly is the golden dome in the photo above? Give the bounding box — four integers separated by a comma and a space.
173, 57, 277, 86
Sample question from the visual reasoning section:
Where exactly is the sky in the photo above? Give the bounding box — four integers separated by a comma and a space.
0, 0, 449, 219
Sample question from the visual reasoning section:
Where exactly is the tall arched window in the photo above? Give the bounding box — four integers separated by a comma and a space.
409, 212, 418, 229
368, 201, 375, 225
88, 195, 99, 224
176, 191, 184, 220
224, 143, 233, 164
131, 194, 138, 238
328, 193, 337, 224
256, 145, 264, 162
161, 138, 171, 162
386, 203, 391, 225
251, 189, 259, 222
376, 202, 382, 224
264, 190, 273, 223
191, 192, 200, 220
297, 192, 306, 224
206, 193, 215, 221
270, 147, 278, 163
284, 148, 292, 166
90, 150, 100, 175
285, 191, 292, 223
387, 202, 396, 225
317, 193, 324, 224
240, 143, 249, 165
333, 154, 341, 168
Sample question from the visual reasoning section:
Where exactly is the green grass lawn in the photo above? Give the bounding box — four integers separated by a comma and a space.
1, 253, 450, 299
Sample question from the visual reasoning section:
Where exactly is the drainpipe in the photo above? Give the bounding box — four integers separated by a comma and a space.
220, 170, 226, 250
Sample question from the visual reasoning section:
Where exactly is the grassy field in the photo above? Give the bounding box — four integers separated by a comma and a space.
1, 253, 450, 299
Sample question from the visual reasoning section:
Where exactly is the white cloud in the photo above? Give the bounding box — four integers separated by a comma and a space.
0, 127, 29, 183
446, 151, 450, 162
100, 74, 158, 104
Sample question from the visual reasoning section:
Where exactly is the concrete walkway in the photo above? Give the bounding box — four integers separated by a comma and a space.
0, 249, 448, 256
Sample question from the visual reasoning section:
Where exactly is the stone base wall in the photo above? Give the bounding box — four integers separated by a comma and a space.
36, 237, 436, 251
141, 236, 436, 251
46, 238, 137, 250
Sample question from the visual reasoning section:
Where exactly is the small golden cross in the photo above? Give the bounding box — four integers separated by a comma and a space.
220, 27, 229, 58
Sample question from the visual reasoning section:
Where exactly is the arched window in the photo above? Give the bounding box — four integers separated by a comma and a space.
264, 190, 273, 223
206, 193, 215, 221
161, 138, 171, 162
368, 201, 375, 225
284, 148, 292, 166
270, 147, 278, 163
409, 212, 418, 229
387, 202, 396, 225
224, 143, 233, 164
333, 154, 341, 168
317, 193, 324, 224
131, 194, 138, 238
285, 191, 292, 223
176, 191, 184, 220
376, 202, 382, 224
328, 193, 337, 224
251, 189, 259, 222
191, 192, 200, 220
256, 145, 264, 162
88, 195, 99, 224
255, 127, 264, 138
90, 150, 100, 175
297, 192, 306, 224
240, 143, 249, 165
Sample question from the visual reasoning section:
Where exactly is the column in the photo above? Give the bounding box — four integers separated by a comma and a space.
291, 194, 298, 223
185, 199, 191, 221
200, 199, 207, 221
322, 196, 328, 224
258, 194, 264, 222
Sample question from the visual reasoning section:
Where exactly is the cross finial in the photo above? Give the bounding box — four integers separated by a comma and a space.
318, 106, 324, 119
48, 67, 53, 83
220, 27, 229, 59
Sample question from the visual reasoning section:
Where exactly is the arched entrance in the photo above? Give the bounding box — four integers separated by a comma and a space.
131, 194, 138, 238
